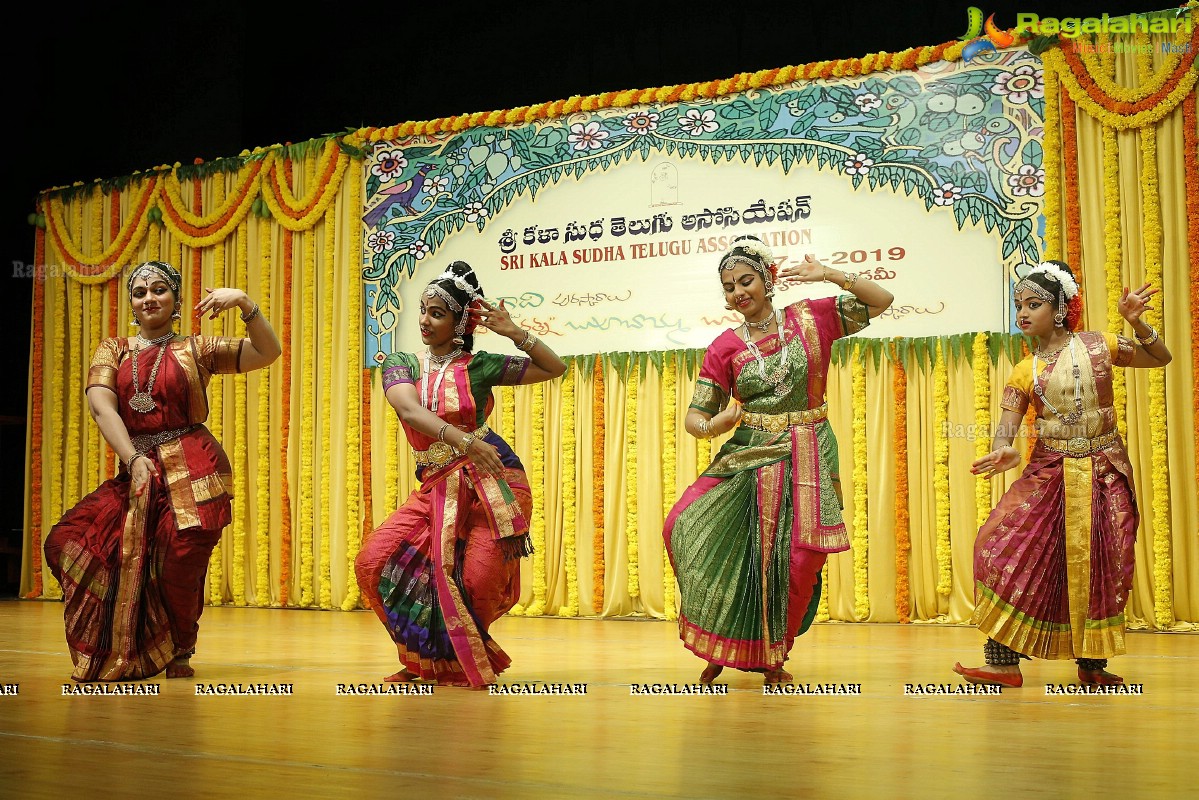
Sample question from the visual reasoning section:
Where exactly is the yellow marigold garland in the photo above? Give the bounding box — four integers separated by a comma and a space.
1140, 126, 1174, 629
255, 214, 272, 606
591, 361, 606, 614
64, 207, 83, 515
43, 178, 156, 281
27, 224, 46, 598
559, 365, 579, 617
850, 346, 869, 620
1042, 63, 1062, 260
892, 345, 910, 623
341, 160, 365, 612
1102, 126, 1128, 440
525, 382, 548, 616
973, 333, 992, 533
45, 248, 66, 598
502, 385, 524, 616
625, 365, 640, 600
661, 354, 678, 621
261, 146, 349, 232
85, 283, 102, 489
207, 179, 226, 606
318, 204, 336, 609
159, 162, 263, 248
232, 217, 249, 606
934, 340, 952, 597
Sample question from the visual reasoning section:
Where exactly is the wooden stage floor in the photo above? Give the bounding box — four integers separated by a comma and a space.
1, 598, 1196, 799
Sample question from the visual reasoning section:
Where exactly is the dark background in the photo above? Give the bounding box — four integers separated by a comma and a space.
0, 0, 1150, 593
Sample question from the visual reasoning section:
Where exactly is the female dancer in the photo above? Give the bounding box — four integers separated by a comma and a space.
664, 235, 893, 685
45, 260, 281, 680
954, 261, 1170, 687
355, 261, 566, 688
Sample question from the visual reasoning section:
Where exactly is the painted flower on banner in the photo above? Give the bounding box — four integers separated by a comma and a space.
844, 153, 874, 175
678, 108, 719, 137
424, 174, 451, 198
367, 230, 395, 253
408, 239, 430, 259
854, 92, 882, 112
623, 110, 660, 136
568, 121, 610, 151
464, 201, 488, 223
991, 64, 1044, 105
1007, 165, 1045, 197
932, 182, 964, 206
371, 150, 408, 180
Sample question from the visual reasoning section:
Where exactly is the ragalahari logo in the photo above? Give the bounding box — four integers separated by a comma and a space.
960, 7, 1016, 62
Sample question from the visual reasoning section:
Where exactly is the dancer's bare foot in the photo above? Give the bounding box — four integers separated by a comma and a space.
953, 662, 1022, 688
166, 657, 195, 679
699, 663, 724, 684
1078, 666, 1124, 686
763, 668, 793, 686
384, 669, 420, 683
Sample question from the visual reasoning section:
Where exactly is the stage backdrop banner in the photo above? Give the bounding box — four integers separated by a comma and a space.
362, 49, 1046, 362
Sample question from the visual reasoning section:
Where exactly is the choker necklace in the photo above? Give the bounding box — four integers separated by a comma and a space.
422, 349, 464, 412
129, 333, 176, 413
743, 311, 775, 333
1034, 335, 1071, 359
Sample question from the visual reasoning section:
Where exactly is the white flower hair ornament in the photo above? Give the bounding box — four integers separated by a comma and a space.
1027, 261, 1079, 300
734, 236, 774, 266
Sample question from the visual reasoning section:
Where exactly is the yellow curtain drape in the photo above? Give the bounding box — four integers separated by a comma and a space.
21, 24, 1199, 628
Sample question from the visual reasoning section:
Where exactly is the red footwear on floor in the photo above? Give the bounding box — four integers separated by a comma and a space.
1078, 667, 1124, 686
953, 662, 1023, 688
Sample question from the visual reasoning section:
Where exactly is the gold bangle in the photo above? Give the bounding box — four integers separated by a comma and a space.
842, 272, 859, 289
1135, 326, 1159, 346
518, 333, 539, 352
458, 433, 476, 454
240, 303, 261, 323
696, 418, 712, 438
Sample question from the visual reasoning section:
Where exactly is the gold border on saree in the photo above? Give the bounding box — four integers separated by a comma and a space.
1040, 430, 1118, 457
414, 425, 492, 468
740, 404, 828, 432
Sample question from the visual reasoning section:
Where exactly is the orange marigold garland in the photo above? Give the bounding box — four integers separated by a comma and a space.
26, 221, 46, 598
892, 345, 910, 623
1186, 91, 1199, 519
1060, 90, 1084, 299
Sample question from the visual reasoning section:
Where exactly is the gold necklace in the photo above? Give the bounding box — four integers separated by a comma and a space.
129, 333, 176, 413
743, 310, 774, 333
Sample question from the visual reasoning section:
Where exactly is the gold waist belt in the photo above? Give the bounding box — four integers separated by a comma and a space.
130, 424, 200, 456
1039, 430, 1119, 457
414, 425, 492, 468
740, 404, 828, 433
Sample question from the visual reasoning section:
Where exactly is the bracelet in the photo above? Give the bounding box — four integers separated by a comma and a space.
240, 303, 261, 323
515, 330, 533, 349
1135, 325, 1159, 346
696, 418, 712, 439
458, 433, 476, 453
842, 272, 859, 289
125, 453, 147, 471
437, 423, 451, 443
517, 333, 539, 353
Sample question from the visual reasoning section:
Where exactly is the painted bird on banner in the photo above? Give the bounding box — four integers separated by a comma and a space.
363, 163, 436, 227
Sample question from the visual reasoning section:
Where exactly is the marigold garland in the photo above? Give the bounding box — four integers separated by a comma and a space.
1044, 27, 1199, 129
64, 206, 83, 517
892, 345, 910, 623
342, 159, 365, 612
973, 333, 991, 535
318, 204, 336, 609
159, 161, 263, 247
559, 365, 580, 617
934, 340, 952, 598
261, 146, 349, 232
207, 180, 227, 607
526, 382, 548, 616
816, 562, 830, 622
85, 281, 102, 488
661, 355, 678, 621
255, 214, 272, 606
26, 223, 46, 598
850, 346, 869, 620
44, 240, 66, 599
354, 369, 374, 612
42, 177, 156, 280
232, 216, 249, 606
625, 366, 640, 600
591, 360, 606, 614
1042, 63, 1063, 261
1060, 90, 1084, 295
189, 178, 203, 335
298, 181, 317, 608
103, 193, 120, 480
1101, 126, 1128, 440
1140, 125, 1174, 629
361, 35, 978, 143
1185, 92, 1199, 534
279, 229, 295, 606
